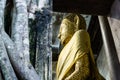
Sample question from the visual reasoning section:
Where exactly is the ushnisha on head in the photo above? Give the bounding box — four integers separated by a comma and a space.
58, 13, 86, 45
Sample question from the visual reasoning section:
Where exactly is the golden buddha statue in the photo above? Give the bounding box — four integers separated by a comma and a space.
56, 13, 105, 80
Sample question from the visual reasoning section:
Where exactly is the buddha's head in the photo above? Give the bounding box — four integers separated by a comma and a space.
58, 13, 86, 45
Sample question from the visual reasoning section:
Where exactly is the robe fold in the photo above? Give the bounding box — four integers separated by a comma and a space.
57, 30, 90, 79
56, 30, 105, 80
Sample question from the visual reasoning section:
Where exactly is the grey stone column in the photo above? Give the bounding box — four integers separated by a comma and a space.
35, 9, 52, 80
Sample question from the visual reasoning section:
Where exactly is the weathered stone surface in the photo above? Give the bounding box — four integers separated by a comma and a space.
0, 0, 40, 79
0, 36, 18, 80
34, 9, 52, 80
108, 18, 120, 62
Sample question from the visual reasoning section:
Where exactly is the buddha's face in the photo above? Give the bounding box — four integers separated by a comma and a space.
58, 23, 73, 46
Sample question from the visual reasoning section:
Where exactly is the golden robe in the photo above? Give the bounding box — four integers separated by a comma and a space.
56, 30, 105, 80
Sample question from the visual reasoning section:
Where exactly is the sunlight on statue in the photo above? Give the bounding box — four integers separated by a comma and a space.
56, 13, 105, 80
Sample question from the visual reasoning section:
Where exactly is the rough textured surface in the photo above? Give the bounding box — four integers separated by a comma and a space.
0, 70, 3, 80
108, 18, 120, 62
2, 31, 40, 80
0, 0, 40, 80
0, 36, 18, 80
108, 0, 120, 62
0, 0, 17, 80
34, 9, 52, 80
12, 0, 30, 62
0, 0, 6, 33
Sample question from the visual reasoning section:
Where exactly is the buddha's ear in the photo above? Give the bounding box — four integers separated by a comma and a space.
74, 15, 79, 29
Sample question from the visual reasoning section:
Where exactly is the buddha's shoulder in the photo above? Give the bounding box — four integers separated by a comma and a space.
75, 30, 88, 35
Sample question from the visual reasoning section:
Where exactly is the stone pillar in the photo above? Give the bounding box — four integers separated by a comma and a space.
35, 9, 52, 80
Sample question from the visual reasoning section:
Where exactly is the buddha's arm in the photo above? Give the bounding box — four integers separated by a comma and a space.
65, 53, 90, 80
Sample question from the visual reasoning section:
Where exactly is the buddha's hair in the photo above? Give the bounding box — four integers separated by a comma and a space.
63, 13, 86, 30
